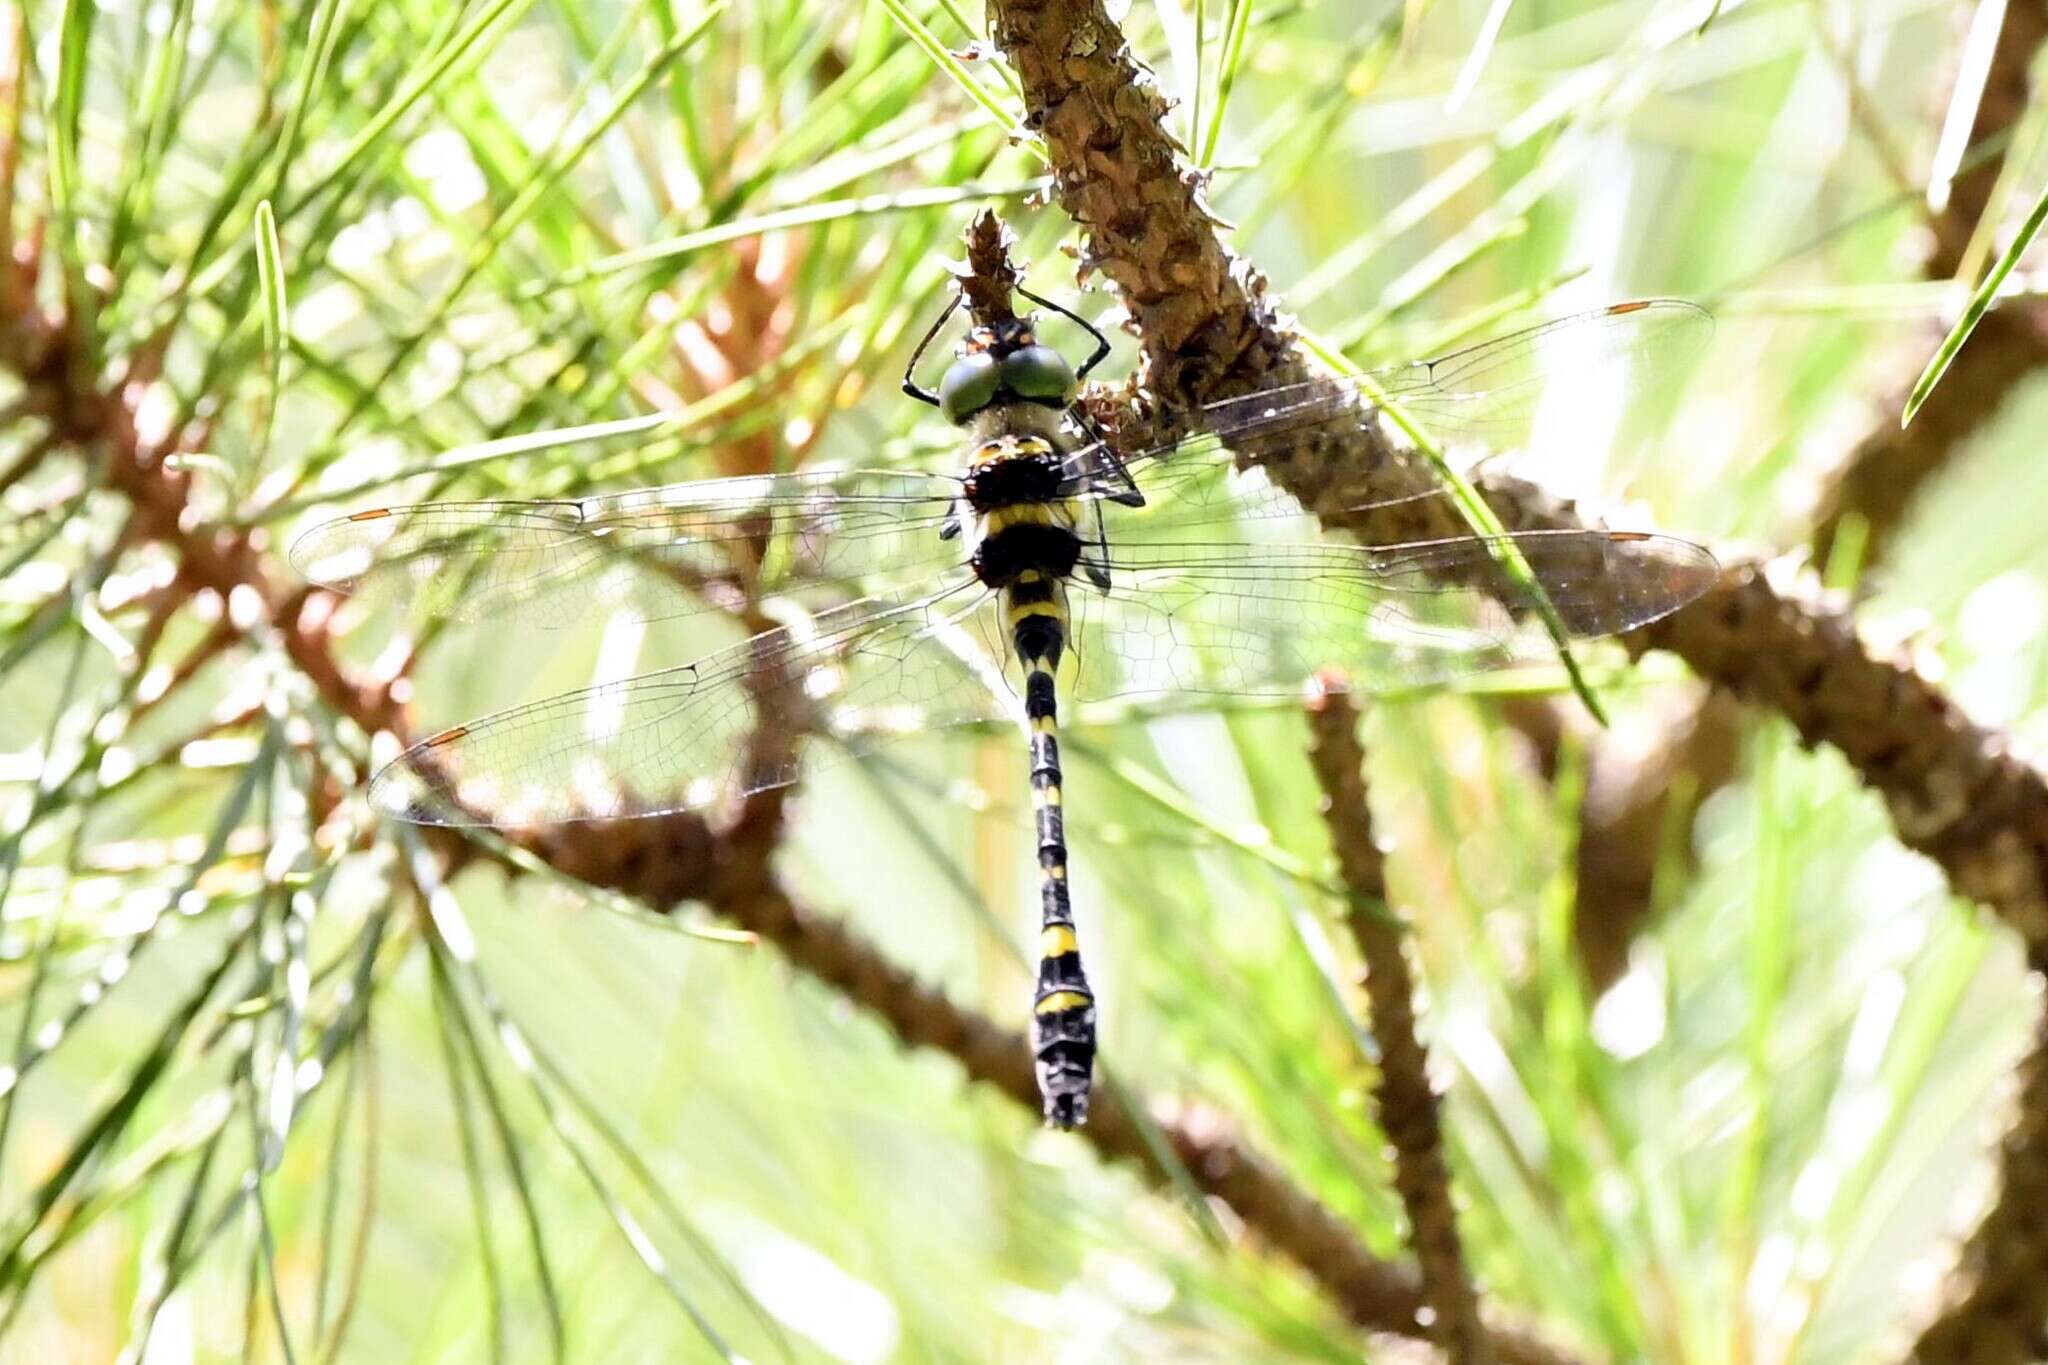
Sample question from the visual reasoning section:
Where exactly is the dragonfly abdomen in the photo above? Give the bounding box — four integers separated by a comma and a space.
1008, 571, 1094, 1129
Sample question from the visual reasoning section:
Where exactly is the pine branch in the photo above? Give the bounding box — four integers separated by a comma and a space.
984, 0, 2048, 952
19, 2, 2042, 1354
1306, 681, 1493, 1365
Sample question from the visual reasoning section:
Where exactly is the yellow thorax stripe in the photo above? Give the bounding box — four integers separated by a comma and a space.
974, 434, 1055, 463
983, 502, 1061, 535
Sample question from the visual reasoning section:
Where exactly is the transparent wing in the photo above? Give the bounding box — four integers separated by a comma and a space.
292, 469, 967, 628
370, 578, 1012, 826
367, 529, 1718, 827
1059, 300, 1711, 525
1065, 530, 1718, 702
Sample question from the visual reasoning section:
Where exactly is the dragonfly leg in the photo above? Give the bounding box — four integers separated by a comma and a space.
1061, 395, 1147, 509
1010, 574, 1095, 1128
1083, 502, 1114, 590
902, 294, 962, 407
1018, 283, 1111, 380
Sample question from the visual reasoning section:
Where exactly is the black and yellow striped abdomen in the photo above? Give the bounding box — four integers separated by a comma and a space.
1008, 567, 1095, 1128
966, 431, 1098, 1129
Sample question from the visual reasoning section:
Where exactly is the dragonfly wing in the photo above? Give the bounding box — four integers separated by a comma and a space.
1061, 300, 1711, 528
1065, 530, 1717, 703
370, 577, 1017, 826
292, 469, 966, 629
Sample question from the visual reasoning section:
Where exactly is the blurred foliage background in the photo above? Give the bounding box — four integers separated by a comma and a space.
1, 0, 2044, 1361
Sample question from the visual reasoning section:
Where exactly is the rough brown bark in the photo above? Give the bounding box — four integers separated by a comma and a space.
1307, 682, 1494, 1365
989, 0, 1311, 409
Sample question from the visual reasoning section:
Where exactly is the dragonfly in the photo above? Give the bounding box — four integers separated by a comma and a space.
294, 284, 1718, 1129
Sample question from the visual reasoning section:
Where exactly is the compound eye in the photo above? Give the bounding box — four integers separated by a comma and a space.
1001, 344, 1076, 402
938, 352, 1002, 423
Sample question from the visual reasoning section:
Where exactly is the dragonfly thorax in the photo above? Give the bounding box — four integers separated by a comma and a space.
962, 422, 1087, 591
962, 430, 1066, 511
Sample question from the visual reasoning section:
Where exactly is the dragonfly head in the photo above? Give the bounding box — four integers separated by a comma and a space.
940, 319, 1077, 424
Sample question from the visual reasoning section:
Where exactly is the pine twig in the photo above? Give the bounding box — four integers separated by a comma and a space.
1306, 680, 1493, 1365
959, 208, 1021, 321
